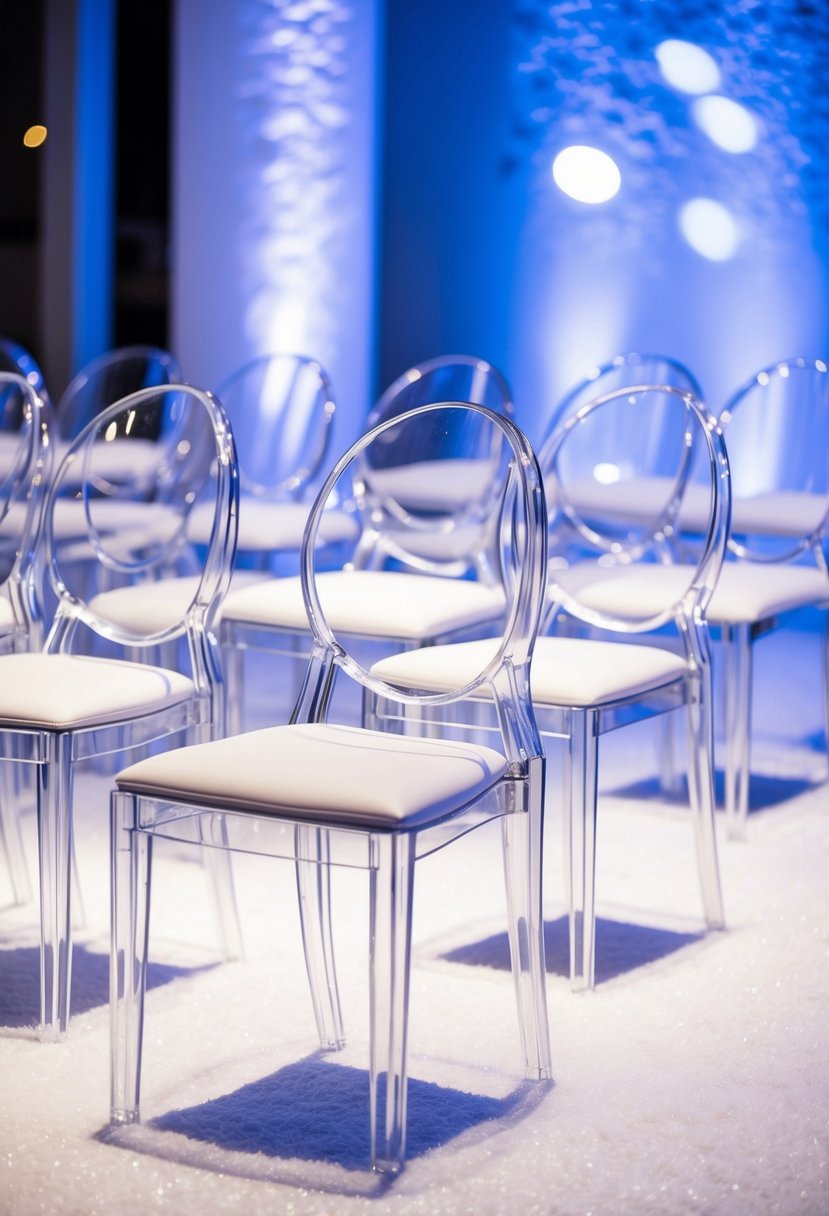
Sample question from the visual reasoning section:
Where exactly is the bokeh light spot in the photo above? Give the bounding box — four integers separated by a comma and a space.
655, 40, 720, 94
23, 124, 47, 148
692, 96, 759, 153
679, 198, 740, 261
552, 146, 621, 205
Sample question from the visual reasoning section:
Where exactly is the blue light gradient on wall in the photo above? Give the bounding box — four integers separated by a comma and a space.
506, 0, 829, 418
173, 0, 378, 445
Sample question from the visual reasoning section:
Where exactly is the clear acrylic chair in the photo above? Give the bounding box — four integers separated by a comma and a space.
185, 352, 355, 572
109, 401, 551, 1174
352, 354, 514, 581
55, 345, 182, 441
669, 356, 829, 835
0, 373, 50, 906
0, 383, 240, 1038
218, 355, 514, 731
543, 352, 701, 440
370, 385, 731, 990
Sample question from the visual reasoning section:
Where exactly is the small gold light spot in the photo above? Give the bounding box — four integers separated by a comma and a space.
23, 124, 48, 149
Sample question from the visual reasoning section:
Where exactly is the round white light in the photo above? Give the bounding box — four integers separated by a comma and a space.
655, 40, 720, 94
679, 198, 740, 262
552, 146, 621, 205
692, 95, 759, 153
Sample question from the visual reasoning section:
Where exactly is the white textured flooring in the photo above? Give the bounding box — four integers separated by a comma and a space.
0, 625, 827, 1214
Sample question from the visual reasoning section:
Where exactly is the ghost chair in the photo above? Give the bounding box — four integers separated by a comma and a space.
0, 374, 50, 906
636, 357, 829, 836
543, 352, 701, 440
351, 353, 514, 581
109, 401, 551, 1174
218, 355, 514, 731
55, 345, 182, 442
0, 384, 241, 1038
184, 352, 355, 574
369, 385, 731, 991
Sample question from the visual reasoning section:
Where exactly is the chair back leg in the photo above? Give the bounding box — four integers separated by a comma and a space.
295, 825, 346, 1050
722, 623, 753, 839
563, 710, 599, 992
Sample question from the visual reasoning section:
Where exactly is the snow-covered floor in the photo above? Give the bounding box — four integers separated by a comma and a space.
1, 625, 827, 1215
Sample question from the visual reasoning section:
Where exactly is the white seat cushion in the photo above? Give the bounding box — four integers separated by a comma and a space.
555, 562, 829, 625
221, 570, 505, 640
366, 460, 495, 511
47, 499, 181, 544
187, 500, 359, 552
559, 477, 829, 542
730, 491, 829, 539
89, 571, 269, 635
0, 653, 194, 729
117, 722, 507, 828
372, 636, 688, 708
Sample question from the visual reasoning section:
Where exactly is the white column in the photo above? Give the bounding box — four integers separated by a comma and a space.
172, 0, 380, 447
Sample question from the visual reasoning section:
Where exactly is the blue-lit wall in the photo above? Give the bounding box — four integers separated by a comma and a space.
173, 0, 380, 448
171, 0, 829, 448
378, 0, 829, 442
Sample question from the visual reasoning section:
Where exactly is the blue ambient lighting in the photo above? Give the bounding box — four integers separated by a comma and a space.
655, 40, 720, 94
552, 146, 621, 204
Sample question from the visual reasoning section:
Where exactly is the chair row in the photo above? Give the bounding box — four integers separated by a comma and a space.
0, 350, 826, 1172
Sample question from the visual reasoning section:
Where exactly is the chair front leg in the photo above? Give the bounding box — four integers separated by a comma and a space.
110, 792, 153, 1125
295, 825, 345, 1050
37, 734, 74, 1039
563, 710, 599, 992
721, 623, 753, 839
501, 754, 552, 1079
684, 667, 725, 929
369, 832, 415, 1174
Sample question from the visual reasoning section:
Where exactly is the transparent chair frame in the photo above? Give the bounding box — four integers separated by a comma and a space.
217, 351, 336, 505
0, 374, 50, 906
218, 357, 515, 734
541, 352, 702, 446
0, 385, 239, 1037
366, 386, 731, 991
55, 345, 182, 441
351, 354, 514, 583
110, 402, 551, 1174
708, 357, 829, 834
540, 384, 730, 986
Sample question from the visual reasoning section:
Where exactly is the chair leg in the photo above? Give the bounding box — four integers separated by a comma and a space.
110, 792, 152, 1124
501, 754, 551, 1079
684, 670, 725, 929
222, 645, 245, 737
823, 616, 829, 778
0, 764, 32, 905
722, 624, 753, 839
295, 826, 345, 1050
563, 711, 599, 992
36, 736, 73, 1038
369, 833, 415, 1174
657, 714, 684, 797
202, 840, 245, 962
